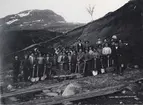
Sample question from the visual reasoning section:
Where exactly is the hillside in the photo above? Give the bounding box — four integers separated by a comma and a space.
60, 0, 143, 66
2, 0, 143, 66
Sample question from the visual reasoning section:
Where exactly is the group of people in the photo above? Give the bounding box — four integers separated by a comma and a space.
13, 53, 52, 82
13, 35, 128, 83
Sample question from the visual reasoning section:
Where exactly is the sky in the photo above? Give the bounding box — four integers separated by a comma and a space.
0, 0, 129, 23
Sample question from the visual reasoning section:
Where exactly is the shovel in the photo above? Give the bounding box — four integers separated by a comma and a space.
94, 58, 97, 69
92, 70, 98, 76
107, 55, 110, 67
69, 62, 71, 73
31, 65, 36, 82
100, 58, 105, 74
41, 65, 47, 81
35, 65, 39, 82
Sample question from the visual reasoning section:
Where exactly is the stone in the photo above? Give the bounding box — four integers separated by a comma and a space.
43, 89, 51, 93
45, 92, 59, 97
62, 82, 81, 97
7, 84, 13, 91
9, 97, 18, 102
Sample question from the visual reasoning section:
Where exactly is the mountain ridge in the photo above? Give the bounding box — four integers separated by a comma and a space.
0, 9, 83, 33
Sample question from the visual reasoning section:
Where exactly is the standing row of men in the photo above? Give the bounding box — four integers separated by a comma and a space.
55, 35, 128, 76
13, 53, 52, 82
13, 35, 128, 82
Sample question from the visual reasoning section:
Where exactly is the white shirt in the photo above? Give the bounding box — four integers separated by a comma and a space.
89, 50, 94, 55
58, 55, 62, 63
102, 47, 112, 55
78, 43, 82, 46
29, 55, 34, 64
37, 57, 44, 64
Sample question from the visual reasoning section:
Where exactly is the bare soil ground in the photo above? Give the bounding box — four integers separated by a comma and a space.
1, 67, 143, 105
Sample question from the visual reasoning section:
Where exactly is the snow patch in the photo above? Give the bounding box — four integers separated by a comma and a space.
18, 10, 32, 17
10, 16, 16, 19
23, 22, 30, 24
35, 20, 41, 22
19, 24, 23, 27
6, 19, 18, 25
58, 21, 66, 23
43, 24, 47, 26
32, 20, 41, 22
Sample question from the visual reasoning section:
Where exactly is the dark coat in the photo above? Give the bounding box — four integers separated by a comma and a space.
22, 59, 30, 69
71, 54, 77, 64
13, 60, 21, 72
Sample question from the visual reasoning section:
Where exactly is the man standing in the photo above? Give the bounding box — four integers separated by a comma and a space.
58, 52, 63, 71
84, 41, 90, 51
22, 54, 30, 82
83, 49, 92, 76
111, 42, 120, 74
13, 56, 21, 83
76, 49, 85, 73
37, 53, 44, 79
118, 40, 128, 75
41, 54, 52, 80
76, 39, 84, 52
45, 54, 52, 78
92, 48, 102, 75
61, 52, 69, 73
67, 52, 72, 72
102, 43, 112, 69
71, 50, 77, 73
29, 53, 36, 78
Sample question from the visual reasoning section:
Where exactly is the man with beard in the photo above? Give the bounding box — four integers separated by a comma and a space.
13, 56, 21, 83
